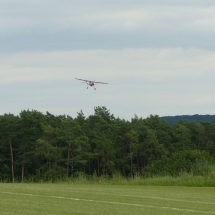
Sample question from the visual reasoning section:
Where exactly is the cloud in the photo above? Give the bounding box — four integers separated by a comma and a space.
1, 1, 215, 51
0, 1, 215, 119
0, 48, 214, 83
0, 48, 215, 119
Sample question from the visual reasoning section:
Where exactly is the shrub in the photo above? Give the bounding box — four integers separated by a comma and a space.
144, 150, 215, 177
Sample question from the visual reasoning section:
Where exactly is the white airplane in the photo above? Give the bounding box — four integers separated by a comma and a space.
75, 78, 108, 90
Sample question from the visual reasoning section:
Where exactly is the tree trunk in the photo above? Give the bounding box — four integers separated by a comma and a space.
22, 163, 24, 182
9, 138, 14, 183
122, 141, 125, 176
67, 148, 70, 178
130, 144, 133, 176
47, 156, 51, 171
97, 158, 100, 176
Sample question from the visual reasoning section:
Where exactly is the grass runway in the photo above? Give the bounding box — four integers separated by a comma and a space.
0, 183, 215, 215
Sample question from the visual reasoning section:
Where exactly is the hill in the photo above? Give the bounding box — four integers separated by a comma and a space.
160, 114, 215, 124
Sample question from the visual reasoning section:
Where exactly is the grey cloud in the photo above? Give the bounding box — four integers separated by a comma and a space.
1, 29, 215, 52
1, 1, 215, 52
1, 0, 215, 119
0, 48, 215, 119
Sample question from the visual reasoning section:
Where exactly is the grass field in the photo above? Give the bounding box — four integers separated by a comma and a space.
0, 183, 215, 215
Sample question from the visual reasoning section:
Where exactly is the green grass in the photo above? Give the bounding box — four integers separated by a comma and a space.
0, 183, 215, 215
69, 172, 215, 187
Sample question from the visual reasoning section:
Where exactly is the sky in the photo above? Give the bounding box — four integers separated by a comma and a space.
1, 0, 215, 120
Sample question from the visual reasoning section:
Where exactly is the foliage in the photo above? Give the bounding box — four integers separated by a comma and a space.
144, 150, 215, 177
0, 107, 215, 182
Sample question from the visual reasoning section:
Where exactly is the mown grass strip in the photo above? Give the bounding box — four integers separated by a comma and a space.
1, 191, 215, 214
1, 183, 215, 215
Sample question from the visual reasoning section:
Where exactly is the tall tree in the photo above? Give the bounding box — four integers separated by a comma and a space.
172, 123, 194, 151
125, 129, 139, 176
18, 110, 45, 181
143, 129, 167, 165
200, 122, 215, 156
35, 124, 62, 178
0, 114, 20, 182
59, 118, 89, 177
93, 133, 116, 176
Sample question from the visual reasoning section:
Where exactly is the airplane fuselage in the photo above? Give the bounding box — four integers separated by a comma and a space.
88, 81, 95, 86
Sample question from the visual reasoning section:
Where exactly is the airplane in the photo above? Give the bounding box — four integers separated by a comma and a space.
75, 78, 108, 90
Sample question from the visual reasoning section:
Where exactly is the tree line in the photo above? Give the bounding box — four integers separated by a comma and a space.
0, 106, 215, 182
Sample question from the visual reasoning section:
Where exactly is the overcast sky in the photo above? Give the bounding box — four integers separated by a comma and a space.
1, 0, 215, 120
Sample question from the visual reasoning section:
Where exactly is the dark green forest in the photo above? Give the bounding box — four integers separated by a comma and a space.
1, 106, 215, 182
160, 114, 215, 124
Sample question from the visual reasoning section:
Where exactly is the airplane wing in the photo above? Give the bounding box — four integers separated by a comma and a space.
76, 78, 108, 84
75, 78, 90, 82
94, 81, 108, 84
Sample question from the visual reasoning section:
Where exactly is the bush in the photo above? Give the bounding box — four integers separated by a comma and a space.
144, 150, 215, 177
